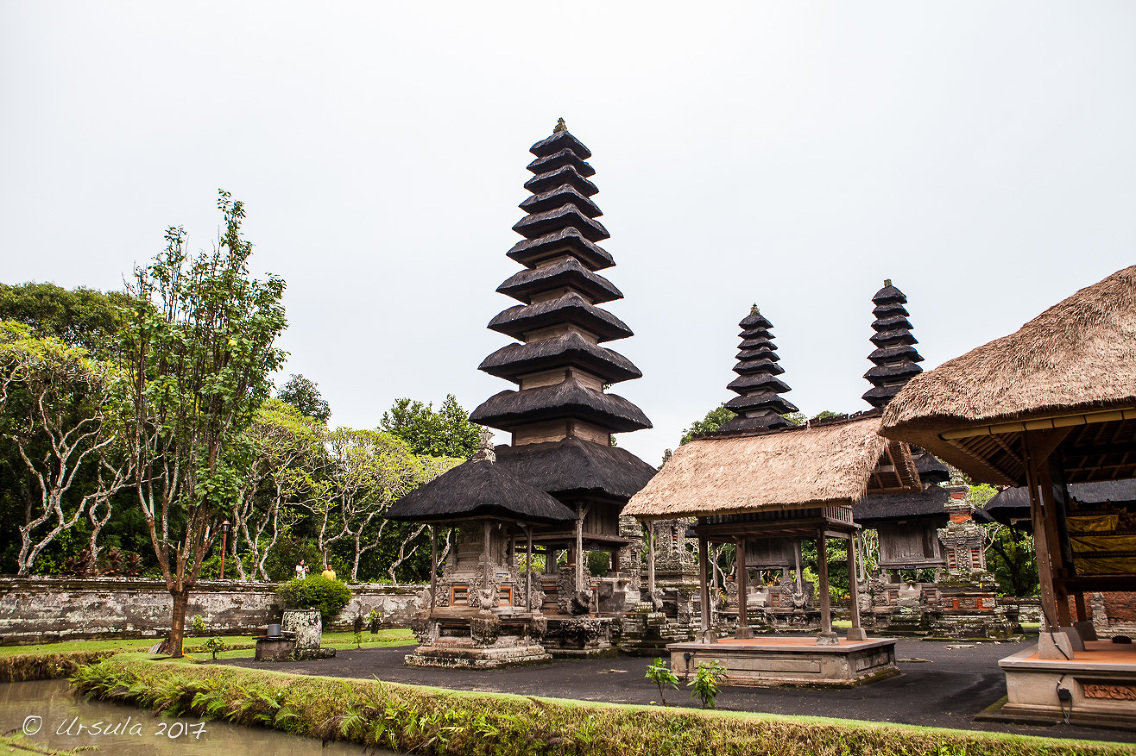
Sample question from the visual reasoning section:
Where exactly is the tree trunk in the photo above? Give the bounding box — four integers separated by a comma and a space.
168, 587, 190, 658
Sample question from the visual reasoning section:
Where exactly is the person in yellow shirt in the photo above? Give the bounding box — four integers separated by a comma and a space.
321, 563, 336, 581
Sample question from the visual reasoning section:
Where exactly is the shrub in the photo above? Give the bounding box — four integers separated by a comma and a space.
644, 657, 678, 705
276, 575, 352, 626
689, 660, 727, 709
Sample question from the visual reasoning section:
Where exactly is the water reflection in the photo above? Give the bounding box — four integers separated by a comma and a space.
0, 679, 389, 755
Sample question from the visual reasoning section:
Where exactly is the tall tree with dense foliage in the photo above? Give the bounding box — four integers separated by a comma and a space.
118, 191, 286, 657
0, 321, 132, 574
679, 405, 736, 445
0, 283, 130, 360
276, 373, 331, 424
380, 394, 480, 459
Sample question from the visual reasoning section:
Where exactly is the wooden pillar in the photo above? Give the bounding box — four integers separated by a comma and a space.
429, 526, 438, 611
1074, 592, 1088, 622
817, 529, 833, 638
575, 504, 585, 595
1023, 436, 1061, 630
846, 533, 866, 641
735, 537, 753, 639
698, 533, 711, 641
1038, 458, 1073, 626
526, 526, 533, 613
646, 521, 657, 599
794, 541, 804, 592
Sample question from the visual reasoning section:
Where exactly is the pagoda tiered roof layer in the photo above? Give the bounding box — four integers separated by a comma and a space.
721, 306, 798, 432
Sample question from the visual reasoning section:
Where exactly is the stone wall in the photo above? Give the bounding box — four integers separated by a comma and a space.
0, 576, 426, 646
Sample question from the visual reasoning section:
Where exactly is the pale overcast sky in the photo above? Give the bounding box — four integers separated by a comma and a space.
2, 2, 1133, 467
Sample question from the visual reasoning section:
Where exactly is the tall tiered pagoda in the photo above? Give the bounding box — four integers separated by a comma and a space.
469, 121, 657, 644
721, 306, 798, 432
862, 280, 924, 408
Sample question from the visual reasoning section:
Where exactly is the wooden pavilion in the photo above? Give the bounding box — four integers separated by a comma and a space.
623, 412, 921, 686
386, 438, 577, 667
881, 264, 1136, 727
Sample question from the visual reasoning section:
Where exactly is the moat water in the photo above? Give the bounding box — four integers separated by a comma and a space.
0, 679, 391, 755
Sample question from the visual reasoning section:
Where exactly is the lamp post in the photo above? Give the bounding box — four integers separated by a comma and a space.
220, 520, 231, 580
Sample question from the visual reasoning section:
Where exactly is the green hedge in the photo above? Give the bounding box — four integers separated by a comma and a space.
68, 655, 1130, 756
0, 650, 119, 682
276, 575, 352, 626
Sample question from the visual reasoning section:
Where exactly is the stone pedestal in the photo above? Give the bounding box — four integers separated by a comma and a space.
980, 641, 1136, 730
667, 637, 899, 687
406, 611, 550, 669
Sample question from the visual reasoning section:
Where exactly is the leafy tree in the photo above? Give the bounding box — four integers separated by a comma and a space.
276, 374, 331, 424
226, 399, 323, 580
380, 394, 480, 459
679, 405, 735, 445
0, 283, 131, 359
0, 321, 132, 574
985, 523, 1038, 597
118, 191, 287, 657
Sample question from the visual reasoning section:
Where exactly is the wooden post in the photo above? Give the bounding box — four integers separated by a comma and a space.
1074, 592, 1088, 622
846, 533, 866, 641
646, 521, 657, 601
575, 503, 585, 596
698, 532, 711, 641
816, 529, 834, 641
794, 541, 804, 592
430, 526, 438, 611
526, 526, 533, 613
735, 537, 753, 639
1023, 435, 1061, 630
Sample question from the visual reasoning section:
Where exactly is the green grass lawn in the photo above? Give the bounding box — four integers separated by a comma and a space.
0, 628, 416, 659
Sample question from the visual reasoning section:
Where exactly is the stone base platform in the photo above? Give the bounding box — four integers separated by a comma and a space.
979, 640, 1136, 730
405, 638, 551, 669
667, 636, 899, 687
542, 616, 618, 658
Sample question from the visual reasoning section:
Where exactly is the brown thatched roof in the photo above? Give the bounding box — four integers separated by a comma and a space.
527, 148, 595, 178
529, 129, 592, 160
520, 184, 603, 218
881, 266, 1136, 470
470, 377, 652, 433
623, 415, 911, 520
386, 459, 577, 524
478, 332, 641, 385
494, 437, 657, 501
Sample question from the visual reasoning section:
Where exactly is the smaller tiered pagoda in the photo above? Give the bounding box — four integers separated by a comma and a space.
862, 280, 924, 408
721, 306, 798, 432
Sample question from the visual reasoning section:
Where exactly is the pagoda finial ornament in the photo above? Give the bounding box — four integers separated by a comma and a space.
471, 124, 651, 446
471, 427, 497, 464
554, 117, 567, 133
863, 280, 924, 408
720, 305, 798, 431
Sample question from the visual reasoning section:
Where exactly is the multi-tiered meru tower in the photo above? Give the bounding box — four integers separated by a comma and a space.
720, 306, 798, 432
470, 122, 657, 651
862, 280, 924, 408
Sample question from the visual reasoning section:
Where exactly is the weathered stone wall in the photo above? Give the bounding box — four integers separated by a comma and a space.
0, 576, 426, 646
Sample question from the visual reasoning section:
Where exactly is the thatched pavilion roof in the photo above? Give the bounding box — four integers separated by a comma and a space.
881, 265, 1136, 484
386, 459, 577, 524
854, 484, 950, 525
623, 414, 919, 521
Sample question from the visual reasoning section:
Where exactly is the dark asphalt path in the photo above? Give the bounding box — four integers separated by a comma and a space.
223, 639, 1136, 745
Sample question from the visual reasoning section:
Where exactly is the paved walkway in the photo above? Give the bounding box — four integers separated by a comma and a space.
224, 638, 1136, 745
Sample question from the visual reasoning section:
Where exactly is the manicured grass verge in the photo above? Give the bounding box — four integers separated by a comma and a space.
0, 732, 82, 755
69, 654, 1132, 756
0, 650, 121, 682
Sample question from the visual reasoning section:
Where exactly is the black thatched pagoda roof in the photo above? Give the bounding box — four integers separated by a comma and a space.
984, 480, 1136, 526
478, 332, 642, 385
863, 279, 924, 408
494, 438, 658, 500
487, 293, 634, 342
854, 484, 950, 525
506, 227, 615, 271
386, 459, 577, 524
496, 258, 623, 305
912, 448, 950, 483
471, 121, 652, 497
471, 377, 652, 433
721, 305, 797, 432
